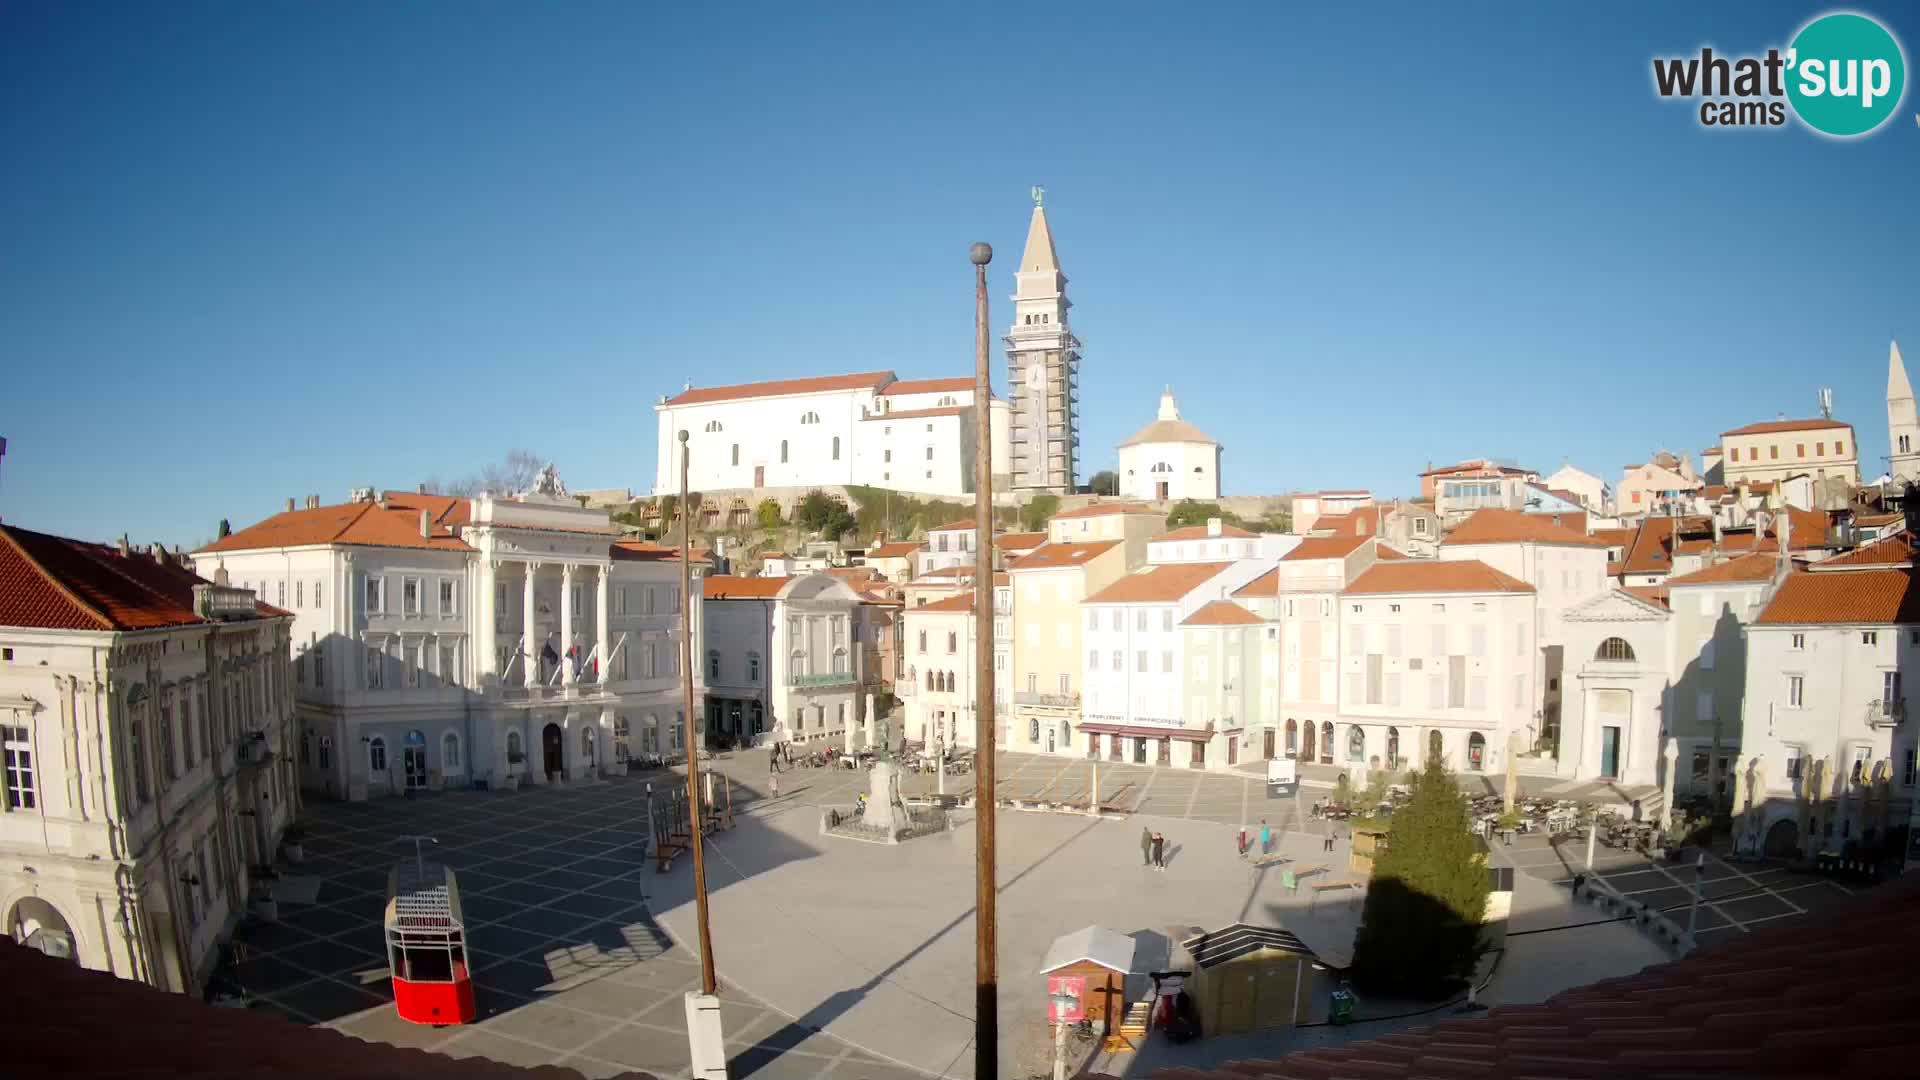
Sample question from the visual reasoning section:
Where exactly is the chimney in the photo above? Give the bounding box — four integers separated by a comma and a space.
306, 495, 320, 509
420, 510, 431, 539
418, 483, 428, 495
1207, 517, 1222, 537
285, 497, 295, 512
376, 491, 388, 509
117, 534, 130, 557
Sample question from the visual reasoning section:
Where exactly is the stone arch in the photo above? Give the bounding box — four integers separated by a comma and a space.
5, 893, 81, 963
1764, 818, 1800, 858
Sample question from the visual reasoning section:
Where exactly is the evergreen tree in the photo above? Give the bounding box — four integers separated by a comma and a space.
1349, 756, 1491, 998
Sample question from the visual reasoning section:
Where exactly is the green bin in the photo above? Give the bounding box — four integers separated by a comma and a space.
1329, 987, 1355, 1025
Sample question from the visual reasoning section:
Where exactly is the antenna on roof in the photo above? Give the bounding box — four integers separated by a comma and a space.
1818, 387, 1833, 420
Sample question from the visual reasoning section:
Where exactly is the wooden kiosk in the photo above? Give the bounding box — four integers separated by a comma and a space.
1039, 926, 1138, 1050
1181, 923, 1316, 1035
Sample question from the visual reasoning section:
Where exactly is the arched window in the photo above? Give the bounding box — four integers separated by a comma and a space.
1347, 726, 1366, 762
1319, 722, 1334, 764
831, 648, 848, 674
705, 420, 723, 433
1285, 718, 1298, 755
1386, 726, 1400, 767
582, 725, 596, 764
1467, 732, 1486, 771
831, 436, 841, 461
800, 411, 820, 424
780, 440, 789, 463
1060, 721, 1071, 746
925, 670, 935, 691
1428, 729, 1443, 764
642, 714, 658, 753
937, 395, 956, 407
1028, 718, 1040, 743
442, 731, 462, 771
613, 715, 630, 762
1596, 637, 1636, 662
368, 736, 387, 772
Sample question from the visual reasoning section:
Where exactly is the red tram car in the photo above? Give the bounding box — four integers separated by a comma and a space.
384, 861, 475, 1025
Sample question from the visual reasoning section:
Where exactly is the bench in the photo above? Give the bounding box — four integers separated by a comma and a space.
1308, 877, 1363, 914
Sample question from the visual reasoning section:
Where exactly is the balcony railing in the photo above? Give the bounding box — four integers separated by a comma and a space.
1015, 691, 1080, 708
791, 671, 856, 689
1867, 699, 1905, 728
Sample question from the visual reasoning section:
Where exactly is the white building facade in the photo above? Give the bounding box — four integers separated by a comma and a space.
3, 525, 295, 995
1117, 390, 1221, 503
702, 574, 873, 750
193, 476, 695, 799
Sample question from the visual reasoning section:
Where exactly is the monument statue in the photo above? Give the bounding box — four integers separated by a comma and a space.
532, 462, 568, 499
859, 760, 911, 835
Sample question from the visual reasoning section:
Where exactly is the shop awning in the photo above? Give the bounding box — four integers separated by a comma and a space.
1079, 722, 1214, 742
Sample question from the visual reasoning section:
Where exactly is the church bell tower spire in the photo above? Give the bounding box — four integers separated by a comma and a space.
1003, 189, 1080, 495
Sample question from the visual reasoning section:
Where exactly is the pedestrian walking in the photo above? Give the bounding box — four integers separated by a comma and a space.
769, 769, 780, 798
1151, 832, 1166, 871
1237, 826, 1249, 859
1259, 819, 1272, 855
1324, 828, 1335, 853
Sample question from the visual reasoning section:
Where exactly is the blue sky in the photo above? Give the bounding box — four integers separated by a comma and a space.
2, 1, 1916, 546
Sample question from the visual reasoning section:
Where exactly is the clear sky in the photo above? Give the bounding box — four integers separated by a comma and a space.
2, 1, 1916, 547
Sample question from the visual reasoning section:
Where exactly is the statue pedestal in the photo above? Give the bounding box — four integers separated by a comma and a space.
859, 761, 911, 837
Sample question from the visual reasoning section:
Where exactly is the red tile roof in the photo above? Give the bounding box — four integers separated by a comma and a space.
879, 376, 973, 395
1375, 545, 1410, 559
1049, 501, 1156, 520
927, 519, 978, 532
1666, 551, 1781, 586
864, 541, 922, 559
0, 940, 648, 1078
1111, 872, 1920, 1080
1815, 530, 1914, 569
1443, 508, 1608, 547
1280, 533, 1372, 561
1231, 568, 1278, 598
994, 531, 1047, 550
1084, 562, 1234, 604
1418, 458, 1532, 477
664, 370, 893, 407
380, 490, 473, 526
1721, 417, 1853, 436
702, 575, 789, 599
1158, 524, 1256, 541
1181, 599, 1263, 626
912, 593, 976, 613
1624, 584, 1671, 608
1345, 559, 1533, 596
1590, 527, 1637, 549
1, 525, 279, 631
1756, 567, 1920, 624
1009, 540, 1121, 570
197, 501, 474, 554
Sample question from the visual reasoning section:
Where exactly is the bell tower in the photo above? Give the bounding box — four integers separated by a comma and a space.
1003, 188, 1080, 495
1888, 341, 1919, 482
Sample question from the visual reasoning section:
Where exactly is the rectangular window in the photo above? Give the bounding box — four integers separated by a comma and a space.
1162, 650, 1173, 673
1837, 440, 1846, 455
1769, 444, 1778, 459
276, 580, 286, 606
1058, 674, 1070, 695
1136, 610, 1148, 631
295, 580, 303, 608
1431, 625, 1446, 655
367, 646, 384, 690
1903, 748, 1916, 787
365, 574, 385, 614
405, 644, 421, 687
1088, 609, 1098, 630
1788, 674, 1804, 708
1088, 650, 1099, 672
439, 580, 456, 615
1862, 631, 1879, 646
1448, 656, 1467, 708
3, 725, 35, 810
402, 577, 420, 615
1796, 443, 1805, 458
1784, 745, 1803, 779
1365, 654, 1383, 704
1791, 632, 1806, 650
440, 643, 457, 683
1136, 650, 1147, 673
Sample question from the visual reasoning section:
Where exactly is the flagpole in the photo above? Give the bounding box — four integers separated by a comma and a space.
969, 239, 999, 1080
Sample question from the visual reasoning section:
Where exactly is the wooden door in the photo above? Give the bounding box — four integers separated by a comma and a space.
1264, 729, 1276, 759
754, 466, 765, 487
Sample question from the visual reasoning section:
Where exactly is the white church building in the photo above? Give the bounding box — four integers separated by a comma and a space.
1118, 390, 1221, 502
652, 371, 1011, 499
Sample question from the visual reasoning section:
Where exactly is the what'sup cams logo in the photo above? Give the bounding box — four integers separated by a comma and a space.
1653, 10, 1907, 136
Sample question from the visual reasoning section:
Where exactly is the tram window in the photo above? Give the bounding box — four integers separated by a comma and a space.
401, 946, 455, 982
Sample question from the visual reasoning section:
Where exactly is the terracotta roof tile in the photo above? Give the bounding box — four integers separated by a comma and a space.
1418, 459, 1533, 477
1345, 559, 1533, 596
1181, 599, 1263, 626
1590, 527, 1637, 549
1665, 551, 1780, 586
879, 376, 973, 395
1624, 584, 1671, 609
995, 531, 1047, 550
864, 541, 922, 559
1444, 509, 1608, 547
702, 575, 789, 599
1049, 501, 1156, 520
1375, 545, 1410, 560
1009, 540, 1121, 570
912, 593, 975, 613
665, 370, 893, 406
1232, 569, 1278, 597
1084, 562, 1234, 604
1115, 874, 1920, 1080
198, 501, 474, 554
1158, 524, 1256, 541
1721, 417, 1852, 436
1, 525, 278, 631
927, 519, 978, 532
380, 490, 473, 526
1280, 533, 1372, 561
1756, 567, 1920, 624
0, 940, 652, 1077
1815, 530, 1913, 568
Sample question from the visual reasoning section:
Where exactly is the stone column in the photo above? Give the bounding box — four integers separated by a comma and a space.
600, 705, 617, 775
559, 565, 577, 685
477, 560, 498, 682
596, 566, 612, 684
1661, 737, 1679, 830
522, 563, 540, 688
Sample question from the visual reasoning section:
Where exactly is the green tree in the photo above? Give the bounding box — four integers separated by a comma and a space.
1165, 500, 1244, 530
1019, 493, 1061, 532
656, 494, 679, 528
796, 489, 855, 540
1349, 757, 1491, 999
756, 498, 784, 530
1088, 470, 1119, 496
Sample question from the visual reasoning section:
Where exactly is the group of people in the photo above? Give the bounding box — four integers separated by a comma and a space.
1140, 828, 1169, 871
1236, 820, 1276, 859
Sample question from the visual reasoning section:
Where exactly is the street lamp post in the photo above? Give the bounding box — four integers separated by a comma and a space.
970, 239, 999, 1080
678, 430, 727, 1080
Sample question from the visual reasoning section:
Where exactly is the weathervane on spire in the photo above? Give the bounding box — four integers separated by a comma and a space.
1031, 185, 1044, 207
